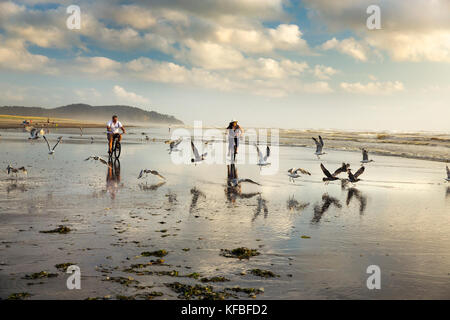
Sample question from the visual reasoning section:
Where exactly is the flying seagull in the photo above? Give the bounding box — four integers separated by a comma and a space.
6, 165, 27, 177
361, 149, 374, 164
27, 127, 45, 140
43, 135, 62, 154
348, 166, 365, 183
320, 163, 349, 183
445, 165, 450, 182
191, 141, 207, 163
287, 168, 311, 182
312, 135, 326, 158
84, 155, 109, 166
255, 144, 271, 167
138, 169, 165, 180
168, 138, 182, 153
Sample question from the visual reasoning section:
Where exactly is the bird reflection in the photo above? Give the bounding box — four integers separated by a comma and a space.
287, 195, 309, 213
7, 182, 27, 194
225, 164, 259, 203
252, 195, 268, 221
346, 187, 367, 215
106, 159, 122, 199
446, 186, 450, 198
312, 193, 342, 224
139, 181, 166, 191
190, 187, 205, 213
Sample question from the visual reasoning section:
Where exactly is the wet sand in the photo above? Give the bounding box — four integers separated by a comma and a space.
0, 128, 449, 299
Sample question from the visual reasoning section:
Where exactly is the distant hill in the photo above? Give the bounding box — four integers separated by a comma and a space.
0, 104, 183, 125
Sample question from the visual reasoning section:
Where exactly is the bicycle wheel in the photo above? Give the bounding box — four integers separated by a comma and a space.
114, 140, 121, 159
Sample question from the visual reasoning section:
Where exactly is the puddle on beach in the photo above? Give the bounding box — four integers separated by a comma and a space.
0, 128, 449, 299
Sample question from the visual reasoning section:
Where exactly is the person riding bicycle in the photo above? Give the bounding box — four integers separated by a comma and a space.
107, 115, 126, 154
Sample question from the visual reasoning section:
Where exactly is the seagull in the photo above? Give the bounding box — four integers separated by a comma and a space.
320, 163, 341, 183
27, 127, 44, 140
43, 135, 62, 154
138, 169, 165, 180
347, 166, 365, 183
84, 155, 109, 166
255, 144, 270, 167
287, 168, 311, 182
312, 135, 326, 158
191, 141, 207, 163
361, 149, 374, 164
445, 165, 450, 182
6, 165, 27, 177
168, 138, 182, 153
228, 177, 260, 188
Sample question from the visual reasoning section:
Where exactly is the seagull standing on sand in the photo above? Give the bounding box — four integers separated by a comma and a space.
191, 141, 207, 163
43, 136, 62, 154
6, 165, 27, 177
347, 166, 365, 183
312, 135, 326, 158
361, 149, 374, 164
138, 169, 165, 180
255, 144, 271, 168
287, 168, 311, 182
445, 165, 450, 182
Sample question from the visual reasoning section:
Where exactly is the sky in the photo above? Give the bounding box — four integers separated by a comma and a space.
0, 0, 449, 131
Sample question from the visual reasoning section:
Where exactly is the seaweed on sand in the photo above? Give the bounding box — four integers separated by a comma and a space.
102, 276, 139, 287
220, 247, 260, 259
40, 225, 71, 234
141, 250, 168, 257
7, 292, 32, 300
165, 282, 230, 300
249, 269, 278, 278
55, 262, 76, 272
200, 276, 230, 283
23, 271, 58, 280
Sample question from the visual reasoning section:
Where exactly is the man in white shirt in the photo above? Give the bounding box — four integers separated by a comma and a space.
107, 115, 126, 153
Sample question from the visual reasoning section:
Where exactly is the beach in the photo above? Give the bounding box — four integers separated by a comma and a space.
0, 127, 449, 300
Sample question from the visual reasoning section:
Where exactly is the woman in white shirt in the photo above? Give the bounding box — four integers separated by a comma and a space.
226, 119, 243, 161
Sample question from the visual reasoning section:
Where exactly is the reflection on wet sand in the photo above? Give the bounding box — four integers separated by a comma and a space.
312, 194, 342, 224
346, 188, 367, 215
287, 195, 309, 213
139, 181, 166, 191
446, 186, 450, 198
6, 182, 27, 193
106, 159, 122, 199
190, 187, 205, 213
225, 164, 259, 203
252, 194, 268, 221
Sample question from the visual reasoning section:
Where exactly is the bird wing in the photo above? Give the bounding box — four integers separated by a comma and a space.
138, 169, 144, 179
319, 135, 324, 147
174, 138, 182, 147
447, 165, 450, 179
295, 168, 311, 175
255, 144, 263, 162
332, 163, 348, 176
362, 149, 368, 161
151, 170, 165, 180
354, 166, 365, 178
320, 163, 333, 178
191, 141, 200, 159
312, 137, 322, 153
98, 158, 108, 165
347, 170, 356, 181
265, 146, 270, 161
52, 137, 62, 150
43, 135, 51, 151
239, 179, 261, 185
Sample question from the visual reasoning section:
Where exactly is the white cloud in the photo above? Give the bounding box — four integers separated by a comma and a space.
340, 81, 405, 95
313, 65, 338, 80
113, 85, 149, 105
321, 37, 369, 61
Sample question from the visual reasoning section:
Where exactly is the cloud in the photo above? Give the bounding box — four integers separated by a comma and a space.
321, 37, 369, 61
113, 85, 149, 105
313, 65, 338, 80
340, 81, 404, 95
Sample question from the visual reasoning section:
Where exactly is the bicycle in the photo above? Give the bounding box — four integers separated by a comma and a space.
109, 133, 122, 159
